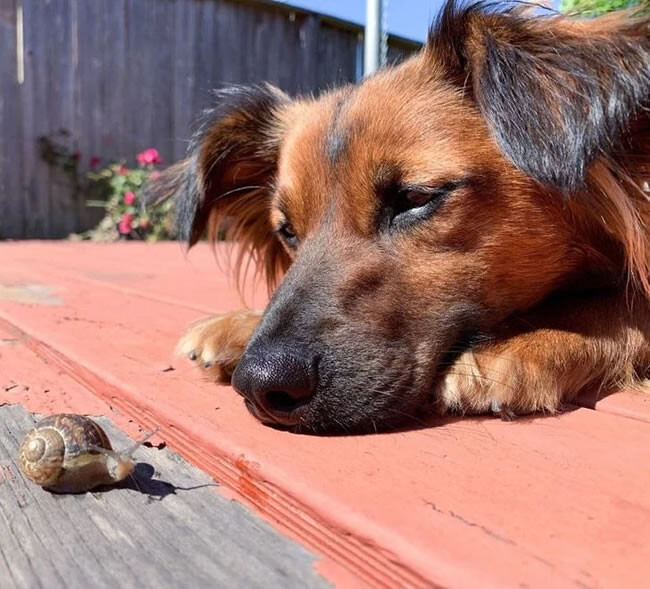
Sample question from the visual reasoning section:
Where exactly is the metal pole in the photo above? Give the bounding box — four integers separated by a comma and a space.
364, 0, 382, 76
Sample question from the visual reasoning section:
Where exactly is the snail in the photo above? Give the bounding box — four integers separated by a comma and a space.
18, 414, 156, 493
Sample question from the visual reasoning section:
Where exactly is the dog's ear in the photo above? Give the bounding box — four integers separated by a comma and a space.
428, 2, 650, 192
176, 83, 288, 245
150, 83, 291, 289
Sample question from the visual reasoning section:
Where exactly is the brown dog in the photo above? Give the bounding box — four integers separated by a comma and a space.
155, 1, 650, 433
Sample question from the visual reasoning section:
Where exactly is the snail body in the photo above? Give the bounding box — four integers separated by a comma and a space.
18, 414, 144, 493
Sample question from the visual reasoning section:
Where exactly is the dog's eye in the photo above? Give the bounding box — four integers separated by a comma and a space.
391, 188, 448, 230
389, 181, 465, 231
276, 222, 298, 247
401, 190, 436, 209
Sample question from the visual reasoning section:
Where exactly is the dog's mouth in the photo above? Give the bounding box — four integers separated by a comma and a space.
243, 381, 427, 434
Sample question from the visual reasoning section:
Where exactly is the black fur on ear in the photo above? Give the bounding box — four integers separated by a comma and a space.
180, 83, 289, 244
428, 1, 650, 192
147, 83, 291, 290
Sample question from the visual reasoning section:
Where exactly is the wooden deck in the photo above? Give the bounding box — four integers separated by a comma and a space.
1, 241, 650, 588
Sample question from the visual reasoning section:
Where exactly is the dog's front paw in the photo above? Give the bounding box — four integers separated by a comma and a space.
175, 310, 262, 382
436, 341, 565, 419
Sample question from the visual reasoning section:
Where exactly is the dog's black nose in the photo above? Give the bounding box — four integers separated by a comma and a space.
232, 343, 317, 426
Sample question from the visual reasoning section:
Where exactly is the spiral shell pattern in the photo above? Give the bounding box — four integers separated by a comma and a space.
18, 414, 113, 486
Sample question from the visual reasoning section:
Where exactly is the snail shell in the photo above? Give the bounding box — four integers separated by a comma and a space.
18, 414, 135, 493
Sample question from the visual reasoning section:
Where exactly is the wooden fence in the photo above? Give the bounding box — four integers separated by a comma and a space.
0, 0, 419, 238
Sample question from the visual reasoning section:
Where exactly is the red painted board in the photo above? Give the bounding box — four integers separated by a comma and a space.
576, 389, 650, 424
0, 323, 111, 417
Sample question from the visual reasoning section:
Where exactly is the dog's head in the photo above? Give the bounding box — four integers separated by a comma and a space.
159, 2, 650, 432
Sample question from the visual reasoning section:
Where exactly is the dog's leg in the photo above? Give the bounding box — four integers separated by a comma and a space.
176, 310, 262, 382
437, 291, 650, 417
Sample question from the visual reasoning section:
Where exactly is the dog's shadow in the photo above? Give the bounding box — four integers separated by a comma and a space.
278, 399, 590, 438
394, 399, 590, 435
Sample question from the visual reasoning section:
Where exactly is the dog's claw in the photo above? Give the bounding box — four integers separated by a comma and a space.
491, 399, 515, 421
189, 351, 197, 361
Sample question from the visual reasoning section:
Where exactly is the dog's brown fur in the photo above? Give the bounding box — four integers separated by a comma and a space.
155, 2, 650, 432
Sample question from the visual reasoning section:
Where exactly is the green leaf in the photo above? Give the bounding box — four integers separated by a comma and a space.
560, 0, 645, 15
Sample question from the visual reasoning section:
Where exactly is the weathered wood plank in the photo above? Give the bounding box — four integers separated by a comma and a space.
295, 14, 321, 95
124, 0, 153, 161
194, 0, 217, 114
75, 0, 104, 229
0, 0, 17, 20
0, 0, 25, 238
171, 0, 197, 161
100, 0, 128, 160
47, 0, 80, 237
149, 0, 175, 165
215, 0, 240, 87
20, 0, 50, 238
0, 404, 329, 588
273, 10, 294, 91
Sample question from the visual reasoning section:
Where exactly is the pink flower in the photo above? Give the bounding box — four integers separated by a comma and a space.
123, 191, 136, 205
137, 148, 162, 166
118, 213, 133, 235
89, 156, 101, 169
149, 170, 161, 181
118, 165, 128, 176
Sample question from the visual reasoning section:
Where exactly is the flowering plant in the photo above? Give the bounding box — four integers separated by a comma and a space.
38, 132, 176, 242
85, 148, 176, 241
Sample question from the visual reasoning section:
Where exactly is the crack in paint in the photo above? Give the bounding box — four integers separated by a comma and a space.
448, 510, 517, 546
423, 500, 516, 546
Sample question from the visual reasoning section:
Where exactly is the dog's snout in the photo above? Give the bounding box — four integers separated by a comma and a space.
232, 343, 317, 426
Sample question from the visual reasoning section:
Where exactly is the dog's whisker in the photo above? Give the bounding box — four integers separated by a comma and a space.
215, 185, 266, 202
438, 349, 520, 365
383, 407, 431, 428
445, 371, 518, 393
442, 361, 514, 381
332, 417, 351, 434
